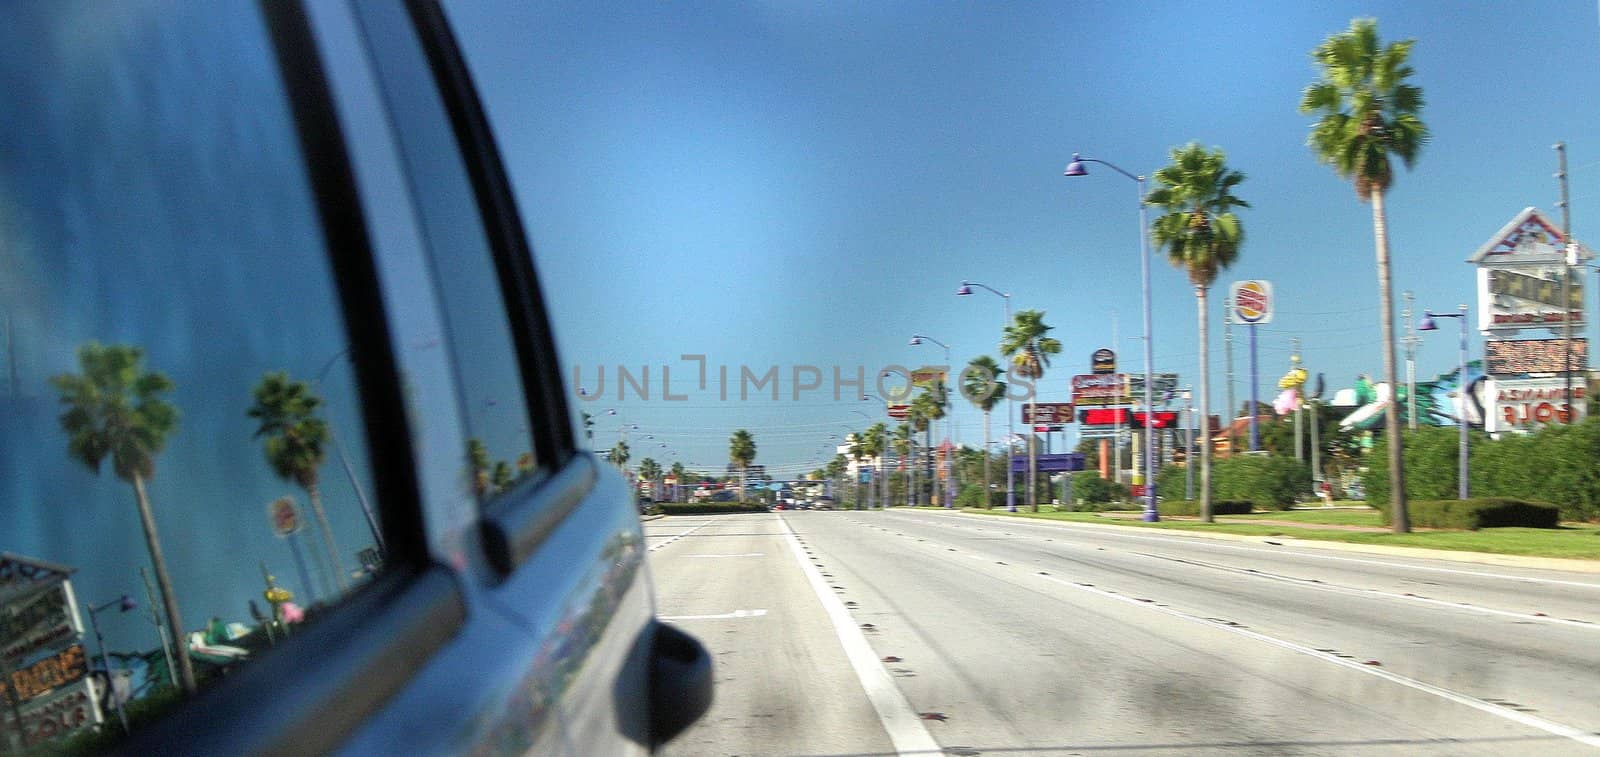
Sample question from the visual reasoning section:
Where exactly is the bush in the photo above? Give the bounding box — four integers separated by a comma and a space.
1210, 454, 1309, 510
658, 502, 769, 515
1157, 499, 1254, 516
956, 483, 1005, 508
1370, 497, 1559, 530
1071, 471, 1128, 505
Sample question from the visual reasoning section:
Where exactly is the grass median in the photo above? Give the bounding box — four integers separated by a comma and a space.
912, 507, 1600, 561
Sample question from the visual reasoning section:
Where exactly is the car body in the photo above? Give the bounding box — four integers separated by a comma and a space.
0, 1, 707, 753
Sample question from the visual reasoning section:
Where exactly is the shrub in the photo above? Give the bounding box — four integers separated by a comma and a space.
1157, 499, 1254, 516
1370, 497, 1559, 530
658, 502, 769, 515
1070, 471, 1127, 504
1211, 454, 1309, 510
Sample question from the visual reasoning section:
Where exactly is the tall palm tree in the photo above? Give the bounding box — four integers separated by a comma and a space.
1146, 142, 1249, 523
250, 371, 348, 596
728, 429, 756, 501
911, 389, 943, 505
1000, 310, 1062, 511
51, 342, 197, 694
607, 439, 631, 471
863, 422, 888, 508
670, 460, 687, 501
892, 422, 915, 507
638, 457, 662, 501
492, 460, 513, 494
963, 356, 1006, 508
1301, 18, 1428, 533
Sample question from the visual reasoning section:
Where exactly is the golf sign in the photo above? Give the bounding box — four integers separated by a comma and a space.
1230, 280, 1273, 324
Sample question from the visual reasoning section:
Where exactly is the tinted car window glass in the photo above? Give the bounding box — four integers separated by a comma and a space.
352, 1, 538, 504
0, 2, 384, 747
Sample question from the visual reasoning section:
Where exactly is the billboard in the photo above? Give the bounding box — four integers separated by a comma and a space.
1469, 208, 1590, 334
1021, 402, 1074, 424
1091, 349, 1116, 374
1484, 377, 1588, 434
1071, 374, 1130, 406
1126, 373, 1180, 398
1485, 338, 1587, 375
1230, 280, 1274, 325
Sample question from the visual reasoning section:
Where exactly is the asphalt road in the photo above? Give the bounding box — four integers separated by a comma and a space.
647, 510, 1600, 756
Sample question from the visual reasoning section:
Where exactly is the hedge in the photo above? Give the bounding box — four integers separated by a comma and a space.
1156, 454, 1309, 510
1362, 420, 1600, 522
1369, 497, 1559, 530
658, 502, 769, 515
1157, 499, 1254, 517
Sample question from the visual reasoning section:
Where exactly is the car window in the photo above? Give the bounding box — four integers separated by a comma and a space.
0, 1, 386, 748
350, 0, 539, 506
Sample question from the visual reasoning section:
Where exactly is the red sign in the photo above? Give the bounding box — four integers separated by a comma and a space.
268, 496, 300, 537
1133, 411, 1179, 429
1079, 408, 1178, 428
887, 404, 910, 419
1071, 374, 1130, 406
1022, 402, 1074, 424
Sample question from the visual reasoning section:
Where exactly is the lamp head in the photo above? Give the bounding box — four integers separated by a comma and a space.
1064, 154, 1089, 177
1418, 313, 1439, 332
955, 282, 973, 296
909, 336, 923, 346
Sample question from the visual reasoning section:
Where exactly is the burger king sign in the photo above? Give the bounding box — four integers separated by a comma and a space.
1230, 280, 1274, 325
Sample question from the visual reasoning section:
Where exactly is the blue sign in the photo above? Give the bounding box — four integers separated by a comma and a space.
1010, 453, 1086, 473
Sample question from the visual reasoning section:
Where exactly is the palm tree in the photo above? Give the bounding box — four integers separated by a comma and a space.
1000, 310, 1062, 511
51, 343, 198, 695
728, 429, 756, 501
911, 389, 944, 505
963, 356, 1006, 508
250, 371, 348, 598
862, 422, 888, 508
1301, 18, 1428, 533
1146, 142, 1249, 523
466, 438, 491, 498
491, 460, 513, 493
638, 457, 662, 501
892, 422, 915, 507
607, 440, 631, 471
670, 461, 687, 501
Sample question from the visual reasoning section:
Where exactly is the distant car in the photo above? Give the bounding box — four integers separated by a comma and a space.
710, 490, 737, 502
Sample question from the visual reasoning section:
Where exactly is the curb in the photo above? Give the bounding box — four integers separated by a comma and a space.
917, 509, 1600, 574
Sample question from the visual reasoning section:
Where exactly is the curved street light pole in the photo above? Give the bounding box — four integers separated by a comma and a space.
958, 280, 1016, 511
1065, 154, 1159, 522
1419, 305, 1471, 499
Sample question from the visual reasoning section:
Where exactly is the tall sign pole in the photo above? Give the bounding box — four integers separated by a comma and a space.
1231, 281, 1273, 452
1224, 297, 1235, 451
1557, 142, 1575, 421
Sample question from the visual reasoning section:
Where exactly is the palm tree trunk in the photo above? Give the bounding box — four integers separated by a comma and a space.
132, 473, 197, 695
982, 410, 992, 508
1372, 187, 1410, 532
1028, 423, 1038, 512
1197, 286, 1214, 522
306, 481, 349, 592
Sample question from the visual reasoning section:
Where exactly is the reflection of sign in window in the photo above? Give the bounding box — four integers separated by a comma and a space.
6, 644, 88, 704
15, 680, 99, 744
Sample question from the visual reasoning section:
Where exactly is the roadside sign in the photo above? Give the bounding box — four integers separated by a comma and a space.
1230, 280, 1273, 324
1071, 374, 1130, 406
269, 496, 300, 536
887, 404, 910, 419
1022, 402, 1075, 424
1091, 348, 1116, 374
1009, 453, 1086, 473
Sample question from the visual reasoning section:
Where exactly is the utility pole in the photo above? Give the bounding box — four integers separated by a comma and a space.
1403, 290, 1420, 430
1224, 296, 1235, 454
1556, 142, 1576, 422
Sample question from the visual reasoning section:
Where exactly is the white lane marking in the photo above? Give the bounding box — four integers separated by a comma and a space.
647, 522, 712, 552
884, 523, 1600, 750
660, 609, 768, 621
778, 516, 942, 756
684, 553, 765, 558
1029, 570, 1600, 750
900, 511, 1600, 589
1145, 553, 1600, 631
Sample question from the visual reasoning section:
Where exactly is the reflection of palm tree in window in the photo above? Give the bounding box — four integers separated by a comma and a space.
248, 372, 347, 595
466, 438, 491, 499
50, 342, 199, 695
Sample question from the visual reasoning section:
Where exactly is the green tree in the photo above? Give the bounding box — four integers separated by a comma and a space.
963, 355, 1006, 508
1301, 17, 1430, 532
1147, 142, 1249, 523
638, 457, 662, 501
1000, 309, 1062, 511
670, 460, 687, 501
249, 371, 348, 597
607, 439, 631, 471
51, 343, 198, 695
729, 429, 756, 501
892, 421, 915, 506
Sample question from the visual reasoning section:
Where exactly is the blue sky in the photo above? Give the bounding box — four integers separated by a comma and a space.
445, 1, 1600, 478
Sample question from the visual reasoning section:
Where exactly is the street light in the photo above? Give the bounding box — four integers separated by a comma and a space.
957, 280, 1017, 511
910, 334, 957, 508
1064, 153, 1159, 522
1418, 304, 1470, 499
86, 594, 137, 733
